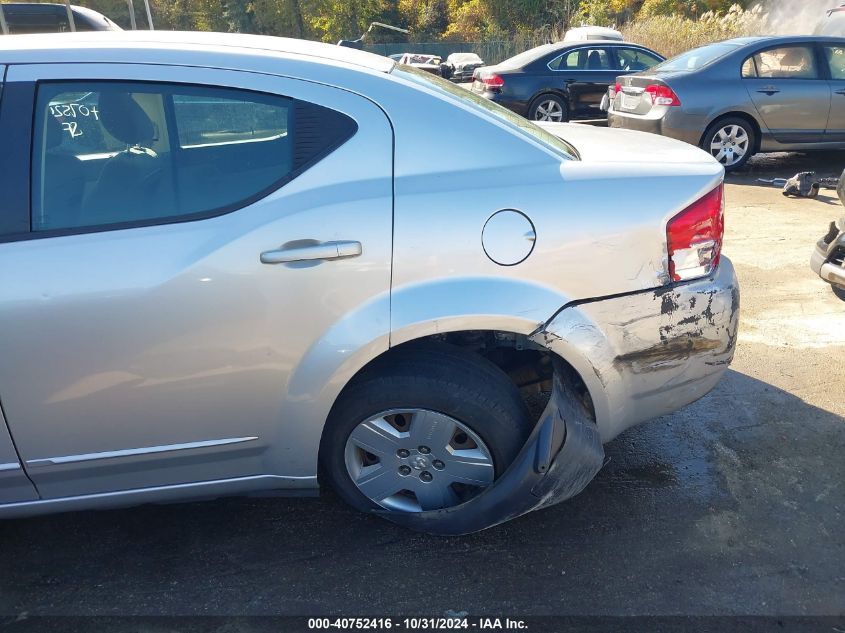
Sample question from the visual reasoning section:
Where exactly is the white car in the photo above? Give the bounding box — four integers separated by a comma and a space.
0, 32, 738, 534
563, 26, 624, 42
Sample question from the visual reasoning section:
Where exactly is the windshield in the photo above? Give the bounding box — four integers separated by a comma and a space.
393, 65, 578, 161
654, 42, 739, 72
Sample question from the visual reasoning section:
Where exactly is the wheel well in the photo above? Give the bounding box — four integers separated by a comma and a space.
701, 112, 762, 153
340, 330, 595, 427
529, 91, 569, 112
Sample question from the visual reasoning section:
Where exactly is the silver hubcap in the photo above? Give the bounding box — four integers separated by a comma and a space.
534, 99, 564, 122
344, 409, 495, 513
710, 124, 749, 166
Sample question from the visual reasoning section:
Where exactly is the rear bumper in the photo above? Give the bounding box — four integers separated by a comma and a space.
534, 257, 740, 442
476, 89, 529, 117
607, 107, 703, 147
378, 259, 739, 535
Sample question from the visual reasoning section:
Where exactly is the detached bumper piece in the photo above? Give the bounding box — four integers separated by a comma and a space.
812, 223, 845, 290
376, 363, 604, 536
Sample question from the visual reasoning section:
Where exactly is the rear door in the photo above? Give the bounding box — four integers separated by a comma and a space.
742, 43, 831, 143
822, 42, 845, 142
548, 46, 617, 118
0, 62, 393, 500
0, 65, 39, 503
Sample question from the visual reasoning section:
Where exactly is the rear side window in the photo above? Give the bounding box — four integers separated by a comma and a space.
31, 82, 355, 233
616, 48, 662, 72
746, 46, 819, 79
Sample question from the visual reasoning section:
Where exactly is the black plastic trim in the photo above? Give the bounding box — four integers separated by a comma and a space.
0, 81, 35, 236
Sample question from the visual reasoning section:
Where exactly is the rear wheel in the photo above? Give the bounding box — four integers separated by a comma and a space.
529, 94, 569, 123
320, 345, 531, 515
701, 117, 756, 171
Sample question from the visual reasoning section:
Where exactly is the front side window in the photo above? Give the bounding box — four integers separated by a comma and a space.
749, 46, 819, 79
32, 82, 294, 232
824, 45, 845, 80
616, 48, 662, 72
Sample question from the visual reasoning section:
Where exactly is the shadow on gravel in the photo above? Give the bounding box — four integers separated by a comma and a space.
0, 371, 843, 617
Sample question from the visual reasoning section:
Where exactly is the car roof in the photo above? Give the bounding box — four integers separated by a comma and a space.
0, 31, 396, 73
722, 34, 845, 47
498, 39, 658, 69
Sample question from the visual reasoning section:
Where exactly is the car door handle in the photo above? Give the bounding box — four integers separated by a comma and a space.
757, 87, 780, 95
260, 240, 362, 264
836, 89, 845, 95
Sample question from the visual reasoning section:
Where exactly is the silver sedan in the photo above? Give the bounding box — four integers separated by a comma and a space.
0, 32, 738, 534
608, 36, 845, 171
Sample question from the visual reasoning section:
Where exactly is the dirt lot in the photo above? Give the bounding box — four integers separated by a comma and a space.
0, 153, 843, 623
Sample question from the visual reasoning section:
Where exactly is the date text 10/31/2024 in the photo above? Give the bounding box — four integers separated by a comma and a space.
307, 618, 529, 630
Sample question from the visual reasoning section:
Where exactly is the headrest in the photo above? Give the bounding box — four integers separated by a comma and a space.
45, 114, 66, 150
98, 92, 155, 146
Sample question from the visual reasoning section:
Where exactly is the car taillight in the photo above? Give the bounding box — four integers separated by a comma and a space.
667, 184, 724, 282
480, 73, 504, 89
645, 84, 681, 106
614, 82, 622, 94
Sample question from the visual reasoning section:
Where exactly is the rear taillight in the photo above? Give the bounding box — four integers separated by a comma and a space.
480, 72, 504, 89
614, 82, 622, 94
645, 84, 681, 106
667, 184, 724, 282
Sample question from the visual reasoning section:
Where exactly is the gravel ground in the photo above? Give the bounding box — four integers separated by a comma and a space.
0, 152, 843, 623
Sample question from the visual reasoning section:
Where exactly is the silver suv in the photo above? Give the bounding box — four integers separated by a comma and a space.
0, 32, 739, 534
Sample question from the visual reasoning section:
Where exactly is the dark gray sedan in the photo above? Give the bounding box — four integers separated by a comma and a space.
608, 36, 845, 170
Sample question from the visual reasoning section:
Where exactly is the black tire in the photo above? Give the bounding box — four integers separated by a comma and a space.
528, 94, 569, 123
832, 285, 845, 302
320, 344, 532, 514
700, 116, 756, 172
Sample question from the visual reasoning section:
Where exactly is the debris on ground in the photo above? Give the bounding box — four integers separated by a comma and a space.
757, 171, 845, 199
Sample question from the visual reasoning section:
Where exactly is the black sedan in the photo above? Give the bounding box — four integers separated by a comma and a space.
472, 41, 664, 122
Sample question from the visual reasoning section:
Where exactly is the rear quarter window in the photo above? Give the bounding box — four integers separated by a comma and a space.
31, 81, 356, 234
394, 65, 579, 161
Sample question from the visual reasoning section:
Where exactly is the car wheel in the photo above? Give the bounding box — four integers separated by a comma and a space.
832, 285, 845, 301
701, 117, 756, 171
529, 94, 569, 123
320, 345, 532, 515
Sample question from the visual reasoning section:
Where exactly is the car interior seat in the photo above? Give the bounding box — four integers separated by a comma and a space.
587, 50, 604, 69
83, 92, 176, 226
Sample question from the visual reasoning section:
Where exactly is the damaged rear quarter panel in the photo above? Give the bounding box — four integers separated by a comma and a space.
534, 257, 740, 442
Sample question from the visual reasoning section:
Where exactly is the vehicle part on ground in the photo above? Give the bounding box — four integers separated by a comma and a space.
321, 345, 531, 517
839, 168, 845, 206
783, 172, 820, 198
530, 94, 568, 122
701, 117, 755, 170
811, 210, 845, 298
